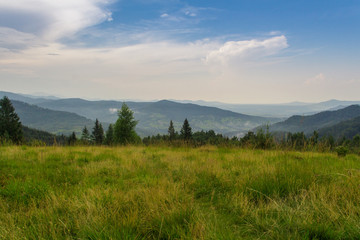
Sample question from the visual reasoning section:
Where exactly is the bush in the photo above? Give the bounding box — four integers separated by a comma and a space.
335, 146, 348, 157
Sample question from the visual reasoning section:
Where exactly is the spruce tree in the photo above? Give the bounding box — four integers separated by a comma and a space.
68, 132, 77, 145
0, 96, 23, 144
114, 103, 139, 145
105, 124, 114, 145
81, 126, 91, 144
92, 119, 104, 145
180, 118, 192, 141
168, 120, 176, 141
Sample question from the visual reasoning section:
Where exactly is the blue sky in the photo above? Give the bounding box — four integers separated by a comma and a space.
0, 0, 359, 103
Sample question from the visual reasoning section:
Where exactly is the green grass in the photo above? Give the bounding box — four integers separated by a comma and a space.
0, 146, 360, 239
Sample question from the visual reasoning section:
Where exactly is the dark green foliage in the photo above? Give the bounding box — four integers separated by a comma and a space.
81, 126, 91, 144
309, 130, 319, 146
22, 126, 67, 145
168, 120, 176, 141
335, 146, 348, 157
180, 118, 192, 141
240, 127, 274, 149
288, 132, 307, 150
0, 96, 23, 144
318, 115, 360, 139
352, 134, 360, 147
92, 119, 104, 145
114, 103, 139, 145
105, 124, 114, 145
68, 132, 77, 145
192, 130, 232, 146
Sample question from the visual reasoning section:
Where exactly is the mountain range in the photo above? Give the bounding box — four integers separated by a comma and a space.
269, 105, 360, 137
0, 91, 278, 137
174, 99, 360, 117
2, 90, 360, 139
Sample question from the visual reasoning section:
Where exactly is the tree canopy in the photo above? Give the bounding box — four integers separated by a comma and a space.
168, 120, 176, 141
92, 119, 104, 145
180, 118, 192, 142
0, 96, 23, 144
114, 103, 139, 144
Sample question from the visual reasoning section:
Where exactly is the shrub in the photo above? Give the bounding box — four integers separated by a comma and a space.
335, 146, 348, 157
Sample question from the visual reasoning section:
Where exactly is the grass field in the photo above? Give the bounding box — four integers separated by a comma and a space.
0, 146, 359, 239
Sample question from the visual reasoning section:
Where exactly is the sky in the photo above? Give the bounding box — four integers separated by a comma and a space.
0, 0, 359, 104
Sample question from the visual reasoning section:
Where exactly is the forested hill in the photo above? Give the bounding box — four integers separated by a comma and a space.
318, 116, 360, 139
22, 126, 67, 145
12, 100, 94, 135
36, 99, 279, 136
269, 105, 360, 134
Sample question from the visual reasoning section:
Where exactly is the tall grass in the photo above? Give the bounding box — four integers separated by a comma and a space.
0, 146, 359, 239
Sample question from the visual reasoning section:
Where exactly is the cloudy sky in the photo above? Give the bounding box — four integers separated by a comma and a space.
0, 0, 359, 103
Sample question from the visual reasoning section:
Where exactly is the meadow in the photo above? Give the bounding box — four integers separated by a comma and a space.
0, 146, 359, 239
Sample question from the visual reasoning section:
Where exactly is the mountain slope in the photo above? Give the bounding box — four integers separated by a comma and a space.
12, 100, 94, 135
318, 116, 360, 139
36, 98, 279, 136
270, 105, 360, 134
23, 126, 67, 145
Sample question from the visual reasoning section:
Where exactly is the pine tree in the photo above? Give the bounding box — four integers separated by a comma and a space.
68, 132, 77, 145
81, 126, 91, 144
92, 119, 104, 145
105, 124, 114, 145
180, 118, 192, 142
114, 103, 139, 145
0, 96, 23, 144
168, 120, 176, 141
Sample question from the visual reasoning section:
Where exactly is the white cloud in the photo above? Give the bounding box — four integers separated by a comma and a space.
305, 73, 326, 85
0, 27, 39, 49
205, 35, 288, 65
0, 0, 113, 43
160, 13, 169, 18
185, 11, 196, 17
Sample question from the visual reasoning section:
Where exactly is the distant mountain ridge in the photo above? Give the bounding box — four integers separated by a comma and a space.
36, 98, 279, 137
270, 105, 360, 135
1, 91, 279, 137
173, 99, 360, 117
4, 90, 360, 138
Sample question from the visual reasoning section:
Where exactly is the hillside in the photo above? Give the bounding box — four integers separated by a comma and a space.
269, 105, 360, 134
23, 126, 67, 145
12, 100, 94, 135
36, 99, 279, 136
318, 116, 360, 139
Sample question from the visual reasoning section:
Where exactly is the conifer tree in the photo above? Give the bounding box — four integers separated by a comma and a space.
81, 126, 91, 144
92, 119, 104, 145
68, 132, 77, 145
105, 124, 114, 145
168, 120, 176, 141
0, 96, 23, 144
180, 118, 192, 142
114, 103, 139, 144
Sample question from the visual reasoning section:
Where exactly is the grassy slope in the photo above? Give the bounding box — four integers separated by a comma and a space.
0, 146, 359, 239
